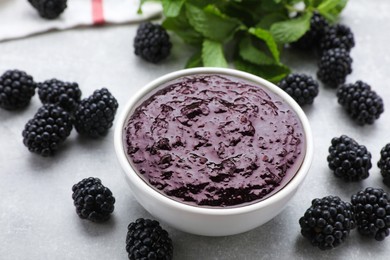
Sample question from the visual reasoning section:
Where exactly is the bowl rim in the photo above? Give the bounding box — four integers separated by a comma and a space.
114, 67, 313, 216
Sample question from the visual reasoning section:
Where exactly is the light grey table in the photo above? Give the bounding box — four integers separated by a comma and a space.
1, 1, 390, 259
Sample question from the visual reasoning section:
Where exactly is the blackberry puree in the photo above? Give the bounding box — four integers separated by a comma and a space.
124, 74, 305, 207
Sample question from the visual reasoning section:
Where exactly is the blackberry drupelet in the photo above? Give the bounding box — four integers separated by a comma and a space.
351, 187, 390, 241
377, 144, 390, 187
317, 48, 352, 87
72, 177, 115, 222
319, 24, 355, 53
299, 196, 356, 250
126, 218, 173, 260
38, 79, 81, 112
134, 22, 172, 63
73, 88, 118, 138
22, 104, 72, 156
327, 135, 371, 181
28, 0, 67, 19
337, 81, 384, 125
292, 12, 329, 50
0, 69, 36, 110
277, 73, 319, 106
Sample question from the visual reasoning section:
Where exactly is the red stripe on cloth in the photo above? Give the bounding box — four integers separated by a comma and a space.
92, 0, 105, 25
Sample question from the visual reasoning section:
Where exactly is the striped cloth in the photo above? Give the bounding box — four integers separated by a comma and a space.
0, 0, 162, 42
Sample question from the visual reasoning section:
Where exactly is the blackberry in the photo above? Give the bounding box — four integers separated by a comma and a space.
299, 196, 356, 250
327, 135, 371, 181
319, 24, 355, 53
292, 12, 329, 50
73, 88, 118, 138
277, 73, 319, 106
38, 79, 81, 112
377, 144, 390, 186
126, 218, 173, 260
22, 104, 72, 156
351, 187, 390, 241
337, 81, 384, 125
28, 0, 67, 19
0, 69, 36, 110
317, 48, 352, 87
72, 177, 115, 222
134, 22, 172, 63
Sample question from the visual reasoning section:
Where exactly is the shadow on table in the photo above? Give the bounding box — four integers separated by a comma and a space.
76, 214, 118, 237
293, 229, 388, 259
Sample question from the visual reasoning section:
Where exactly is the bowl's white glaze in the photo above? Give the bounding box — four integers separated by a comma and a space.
114, 67, 313, 236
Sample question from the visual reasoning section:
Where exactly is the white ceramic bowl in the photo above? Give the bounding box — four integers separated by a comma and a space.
114, 67, 313, 236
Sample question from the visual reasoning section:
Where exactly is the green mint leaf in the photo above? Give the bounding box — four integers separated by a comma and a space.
162, 10, 203, 45
202, 39, 228, 67
249, 27, 280, 62
234, 58, 290, 83
186, 3, 241, 42
270, 11, 312, 43
257, 13, 287, 30
185, 51, 203, 68
303, 0, 313, 7
312, 0, 328, 7
317, 0, 348, 22
261, 0, 285, 12
239, 37, 276, 65
186, 0, 219, 8
162, 0, 185, 17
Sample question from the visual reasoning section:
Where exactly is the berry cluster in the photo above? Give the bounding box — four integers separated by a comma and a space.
291, 12, 354, 87
0, 69, 118, 156
134, 22, 172, 63
327, 135, 390, 187
72, 177, 116, 222
277, 73, 319, 106
22, 104, 72, 156
70, 176, 174, 258
300, 187, 390, 250
337, 81, 384, 125
378, 144, 390, 187
38, 79, 81, 112
0, 69, 36, 110
28, 0, 67, 19
291, 12, 384, 125
299, 196, 355, 250
292, 12, 329, 50
327, 135, 371, 182
126, 218, 173, 260
351, 187, 390, 241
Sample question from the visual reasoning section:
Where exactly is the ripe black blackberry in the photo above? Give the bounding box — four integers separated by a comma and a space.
72, 177, 115, 222
28, 0, 67, 19
73, 88, 118, 138
38, 79, 81, 112
0, 69, 36, 110
319, 24, 355, 53
377, 144, 390, 187
134, 22, 172, 63
22, 104, 72, 156
299, 196, 355, 250
317, 48, 352, 87
337, 81, 384, 125
292, 12, 329, 50
126, 218, 173, 260
277, 73, 319, 106
327, 135, 371, 181
351, 187, 390, 241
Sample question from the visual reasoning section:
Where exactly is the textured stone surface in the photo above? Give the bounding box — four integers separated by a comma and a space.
1, 1, 390, 259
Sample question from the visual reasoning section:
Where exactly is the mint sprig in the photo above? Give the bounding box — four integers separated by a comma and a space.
141, 0, 349, 83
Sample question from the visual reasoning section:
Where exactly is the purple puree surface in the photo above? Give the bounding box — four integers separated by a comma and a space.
124, 74, 305, 207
